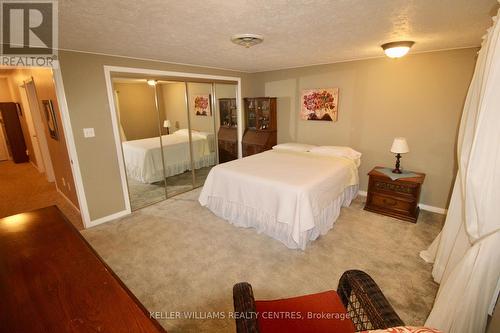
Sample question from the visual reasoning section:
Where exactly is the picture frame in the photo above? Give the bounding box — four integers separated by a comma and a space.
191, 94, 212, 117
42, 99, 59, 140
300, 88, 339, 121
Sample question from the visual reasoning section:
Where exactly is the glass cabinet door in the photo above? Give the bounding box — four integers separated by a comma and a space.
246, 99, 257, 130
257, 98, 271, 130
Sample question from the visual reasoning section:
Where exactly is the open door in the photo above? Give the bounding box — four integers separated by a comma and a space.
22, 80, 55, 182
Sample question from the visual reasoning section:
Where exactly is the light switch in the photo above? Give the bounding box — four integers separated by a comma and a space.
83, 128, 95, 138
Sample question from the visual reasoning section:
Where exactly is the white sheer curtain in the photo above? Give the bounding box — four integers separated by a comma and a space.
420, 6, 500, 333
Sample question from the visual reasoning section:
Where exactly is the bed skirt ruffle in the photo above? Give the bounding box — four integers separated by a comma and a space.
201, 184, 359, 250
127, 152, 215, 184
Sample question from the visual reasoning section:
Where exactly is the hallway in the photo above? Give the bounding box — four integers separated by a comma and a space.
0, 161, 83, 229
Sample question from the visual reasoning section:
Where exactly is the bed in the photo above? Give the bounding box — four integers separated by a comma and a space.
199, 147, 360, 250
122, 129, 215, 184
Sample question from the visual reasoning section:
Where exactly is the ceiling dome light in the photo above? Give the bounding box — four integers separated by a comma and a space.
381, 41, 415, 58
147, 79, 157, 86
231, 34, 264, 48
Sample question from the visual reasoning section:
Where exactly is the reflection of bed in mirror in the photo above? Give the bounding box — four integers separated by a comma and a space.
122, 129, 215, 184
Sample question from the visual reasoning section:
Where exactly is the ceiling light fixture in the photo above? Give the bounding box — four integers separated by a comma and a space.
231, 34, 264, 48
147, 79, 157, 86
381, 41, 415, 58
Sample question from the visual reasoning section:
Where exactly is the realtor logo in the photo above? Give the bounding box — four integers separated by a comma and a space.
1, 0, 58, 66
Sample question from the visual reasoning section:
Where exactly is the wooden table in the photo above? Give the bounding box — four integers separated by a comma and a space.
364, 167, 425, 223
0, 206, 167, 332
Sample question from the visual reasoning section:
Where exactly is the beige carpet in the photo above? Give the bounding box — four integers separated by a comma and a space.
0, 160, 83, 229
82, 188, 443, 333
127, 167, 213, 211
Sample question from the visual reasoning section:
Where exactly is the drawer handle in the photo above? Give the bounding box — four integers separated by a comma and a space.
383, 198, 397, 206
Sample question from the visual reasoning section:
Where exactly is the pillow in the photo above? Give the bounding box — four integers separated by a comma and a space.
361, 326, 442, 333
173, 128, 189, 136
272, 142, 316, 152
309, 146, 362, 160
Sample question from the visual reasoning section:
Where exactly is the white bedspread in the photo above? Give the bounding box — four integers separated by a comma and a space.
199, 150, 359, 249
122, 130, 215, 183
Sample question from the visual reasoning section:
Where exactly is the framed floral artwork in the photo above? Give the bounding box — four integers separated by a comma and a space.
191, 94, 211, 117
300, 88, 339, 121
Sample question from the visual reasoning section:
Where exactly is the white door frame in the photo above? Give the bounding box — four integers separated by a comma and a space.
18, 83, 45, 173
51, 64, 91, 226
102, 65, 242, 223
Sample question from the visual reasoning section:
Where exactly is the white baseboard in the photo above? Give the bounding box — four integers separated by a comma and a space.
358, 190, 368, 196
87, 209, 130, 228
56, 187, 80, 213
357, 190, 447, 215
419, 204, 447, 215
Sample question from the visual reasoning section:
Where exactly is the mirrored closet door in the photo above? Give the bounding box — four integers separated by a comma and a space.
160, 81, 196, 197
185, 82, 217, 188
113, 76, 238, 211
113, 78, 167, 210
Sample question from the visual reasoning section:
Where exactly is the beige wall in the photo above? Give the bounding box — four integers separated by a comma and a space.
6, 68, 79, 207
161, 82, 188, 132
58, 48, 474, 221
250, 48, 477, 208
114, 82, 164, 140
58, 50, 251, 221
0, 78, 12, 102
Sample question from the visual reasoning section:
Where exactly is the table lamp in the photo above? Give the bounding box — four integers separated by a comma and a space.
390, 137, 409, 174
163, 120, 171, 134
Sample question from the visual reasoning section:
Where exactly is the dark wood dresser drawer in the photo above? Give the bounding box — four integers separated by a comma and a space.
372, 179, 418, 197
369, 193, 416, 213
364, 167, 425, 223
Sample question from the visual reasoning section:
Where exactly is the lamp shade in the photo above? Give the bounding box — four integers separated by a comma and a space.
163, 120, 171, 128
391, 137, 409, 154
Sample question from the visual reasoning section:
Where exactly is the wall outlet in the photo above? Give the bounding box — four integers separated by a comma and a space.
83, 128, 95, 138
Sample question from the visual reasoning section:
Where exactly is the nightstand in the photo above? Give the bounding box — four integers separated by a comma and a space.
364, 166, 425, 223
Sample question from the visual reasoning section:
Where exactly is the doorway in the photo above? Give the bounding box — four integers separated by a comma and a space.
0, 67, 82, 228
104, 67, 242, 212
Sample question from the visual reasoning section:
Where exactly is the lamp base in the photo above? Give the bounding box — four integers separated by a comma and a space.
392, 153, 402, 174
